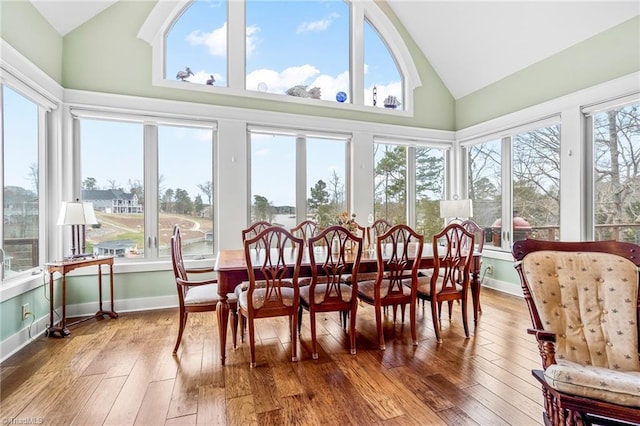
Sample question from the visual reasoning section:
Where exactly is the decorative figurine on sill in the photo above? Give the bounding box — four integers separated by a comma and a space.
176, 67, 194, 81
286, 85, 321, 99
336, 91, 347, 103
383, 95, 401, 109
373, 86, 377, 106
206, 75, 215, 85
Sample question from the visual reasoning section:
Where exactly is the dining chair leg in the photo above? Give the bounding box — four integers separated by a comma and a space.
410, 300, 417, 346
447, 300, 454, 321
349, 305, 357, 355
376, 306, 385, 350
231, 310, 239, 349
400, 304, 406, 323
462, 297, 470, 338
431, 301, 442, 344
248, 317, 257, 368
173, 309, 187, 354
310, 311, 318, 360
291, 313, 299, 362
297, 305, 303, 335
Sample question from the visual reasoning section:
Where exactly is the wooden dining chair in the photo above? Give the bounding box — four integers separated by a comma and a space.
242, 221, 272, 249
357, 224, 423, 350
170, 224, 238, 354
238, 226, 304, 367
371, 218, 393, 244
414, 222, 474, 343
460, 219, 485, 314
290, 219, 318, 246
299, 225, 363, 359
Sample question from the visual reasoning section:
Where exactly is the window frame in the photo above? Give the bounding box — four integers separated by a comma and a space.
137, 0, 421, 115
72, 109, 218, 262
461, 116, 561, 252
0, 82, 53, 285
247, 125, 351, 227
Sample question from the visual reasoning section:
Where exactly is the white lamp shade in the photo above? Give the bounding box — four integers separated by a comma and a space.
439, 199, 473, 219
57, 201, 98, 226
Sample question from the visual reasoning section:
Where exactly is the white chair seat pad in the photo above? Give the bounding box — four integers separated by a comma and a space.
238, 284, 295, 310
358, 279, 412, 301
300, 283, 352, 305
545, 359, 640, 408
415, 276, 463, 297
184, 283, 237, 305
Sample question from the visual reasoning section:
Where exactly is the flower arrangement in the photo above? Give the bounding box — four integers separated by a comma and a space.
334, 212, 358, 233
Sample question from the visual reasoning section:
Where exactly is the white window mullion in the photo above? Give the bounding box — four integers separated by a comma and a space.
144, 123, 159, 258
296, 136, 307, 223
228, 0, 245, 90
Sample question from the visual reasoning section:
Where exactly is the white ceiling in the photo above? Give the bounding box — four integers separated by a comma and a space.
29, 0, 640, 99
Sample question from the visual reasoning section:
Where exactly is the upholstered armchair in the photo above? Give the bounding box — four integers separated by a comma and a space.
512, 239, 640, 425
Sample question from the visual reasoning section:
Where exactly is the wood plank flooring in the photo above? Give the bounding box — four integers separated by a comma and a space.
0, 288, 544, 425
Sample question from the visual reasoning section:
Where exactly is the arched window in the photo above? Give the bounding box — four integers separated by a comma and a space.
138, 0, 420, 113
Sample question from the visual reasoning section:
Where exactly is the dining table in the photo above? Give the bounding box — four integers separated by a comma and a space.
214, 244, 482, 365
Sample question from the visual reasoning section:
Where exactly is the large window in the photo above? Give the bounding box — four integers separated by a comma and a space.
1, 85, 42, 276
467, 122, 561, 250
79, 116, 215, 260
590, 101, 640, 243
165, 0, 228, 86
245, 0, 350, 101
249, 129, 348, 229
374, 142, 445, 232
153, 0, 418, 111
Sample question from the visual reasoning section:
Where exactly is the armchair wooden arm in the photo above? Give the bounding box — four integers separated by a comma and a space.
527, 328, 557, 369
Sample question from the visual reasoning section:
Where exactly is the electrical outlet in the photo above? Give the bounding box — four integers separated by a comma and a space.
485, 265, 494, 275
22, 303, 30, 320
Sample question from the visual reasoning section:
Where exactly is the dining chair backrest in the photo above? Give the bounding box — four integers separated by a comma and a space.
432, 223, 475, 293
461, 219, 485, 254
290, 220, 318, 248
372, 218, 393, 238
242, 221, 271, 250
243, 226, 304, 311
308, 225, 363, 301
375, 224, 424, 300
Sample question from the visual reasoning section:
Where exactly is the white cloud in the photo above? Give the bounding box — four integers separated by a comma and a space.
296, 12, 339, 34
247, 65, 320, 94
186, 23, 227, 57
255, 148, 270, 157
246, 25, 260, 57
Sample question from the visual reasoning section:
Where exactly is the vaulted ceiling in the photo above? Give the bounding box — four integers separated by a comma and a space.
29, 1, 640, 99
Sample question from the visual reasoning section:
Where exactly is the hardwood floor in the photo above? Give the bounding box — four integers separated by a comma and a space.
0, 288, 544, 425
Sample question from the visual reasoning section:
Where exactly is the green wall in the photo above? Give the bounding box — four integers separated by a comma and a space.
456, 16, 640, 129
60, 0, 456, 130
0, 0, 63, 82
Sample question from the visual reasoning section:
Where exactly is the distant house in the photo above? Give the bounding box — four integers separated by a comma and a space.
93, 240, 138, 257
82, 189, 143, 214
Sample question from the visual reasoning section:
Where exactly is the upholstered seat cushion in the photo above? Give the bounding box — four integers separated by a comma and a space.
300, 283, 353, 305
544, 360, 640, 407
238, 285, 296, 309
414, 275, 463, 296
358, 279, 412, 302
184, 283, 237, 305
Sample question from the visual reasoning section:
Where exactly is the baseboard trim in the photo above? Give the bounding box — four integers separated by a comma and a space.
1, 295, 178, 363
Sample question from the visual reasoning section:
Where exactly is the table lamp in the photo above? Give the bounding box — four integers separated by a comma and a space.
439, 198, 473, 224
57, 199, 98, 259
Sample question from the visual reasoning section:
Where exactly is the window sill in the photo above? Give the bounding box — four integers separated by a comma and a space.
153, 79, 414, 118
0, 269, 46, 302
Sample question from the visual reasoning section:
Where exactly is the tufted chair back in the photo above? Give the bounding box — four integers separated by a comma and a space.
521, 250, 639, 370
513, 239, 640, 423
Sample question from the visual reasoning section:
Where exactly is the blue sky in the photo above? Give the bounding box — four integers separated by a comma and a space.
6, 0, 402, 208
